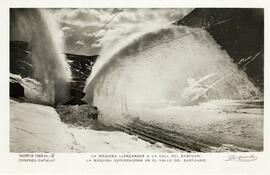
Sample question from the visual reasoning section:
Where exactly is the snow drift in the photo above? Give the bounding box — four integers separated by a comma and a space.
10, 100, 176, 153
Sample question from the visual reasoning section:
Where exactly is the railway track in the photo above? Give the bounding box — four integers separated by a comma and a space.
115, 120, 218, 152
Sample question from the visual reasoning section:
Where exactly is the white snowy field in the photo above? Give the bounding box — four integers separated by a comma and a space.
10, 99, 177, 153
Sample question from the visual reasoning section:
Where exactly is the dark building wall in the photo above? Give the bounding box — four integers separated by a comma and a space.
175, 8, 264, 91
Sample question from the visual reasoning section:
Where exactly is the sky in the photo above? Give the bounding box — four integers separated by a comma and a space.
51, 8, 193, 56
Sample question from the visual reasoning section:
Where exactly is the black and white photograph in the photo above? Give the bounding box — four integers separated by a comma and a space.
9, 7, 264, 153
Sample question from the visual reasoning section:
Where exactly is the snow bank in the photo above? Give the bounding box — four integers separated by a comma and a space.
10, 73, 48, 104
10, 100, 177, 153
10, 100, 74, 152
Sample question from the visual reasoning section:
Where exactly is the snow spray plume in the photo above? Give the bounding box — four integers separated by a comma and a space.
10, 9, 71, 105
84, 25, 261, 125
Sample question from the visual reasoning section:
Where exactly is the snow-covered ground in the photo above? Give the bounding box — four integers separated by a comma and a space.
121, 100, 263, 152
10, 98, 263, 153
10, 99, 177, 153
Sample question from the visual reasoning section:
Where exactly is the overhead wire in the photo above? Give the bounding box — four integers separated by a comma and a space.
71, 8, 123, 54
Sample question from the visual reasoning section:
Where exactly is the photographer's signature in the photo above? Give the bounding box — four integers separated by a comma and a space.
226, 155, 257, 162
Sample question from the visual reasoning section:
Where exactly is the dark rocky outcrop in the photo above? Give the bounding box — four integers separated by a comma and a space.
175, 8, 264, 91
63, 89, 87, 105
10, 81, 24, 98
65, 53, 98, 91
64, 54, 98, 105
62, 98, 87, 106
70, 88, 86, 99
10, 41, 32, 78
